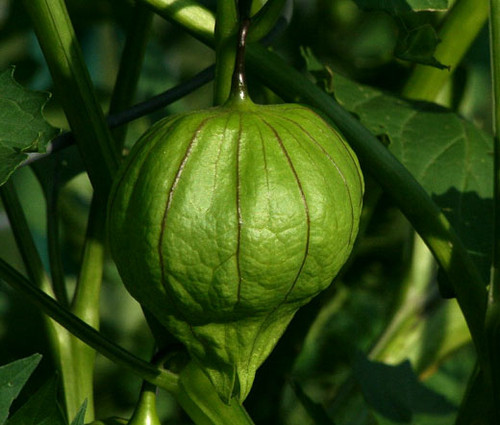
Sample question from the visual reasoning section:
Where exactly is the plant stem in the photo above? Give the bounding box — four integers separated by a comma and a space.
109, 3, 153, 148
45, 167, 70, 307
0, 180, 77, 419
214, 0, 238, 105
64, 196, 108, 421
0, 181, 53, 298
24, 66, 215, 167
0, 257, 180, 393
21, 0, 118, 197
403, 0, 489, 102
139, 0, 214, 45
247, 0, 287, 42
127, 381, 162, 425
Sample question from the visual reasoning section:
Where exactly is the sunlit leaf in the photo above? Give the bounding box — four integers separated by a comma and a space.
332, 73, 493, 283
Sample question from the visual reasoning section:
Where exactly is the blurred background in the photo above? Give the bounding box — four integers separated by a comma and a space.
0, 0, 492, 424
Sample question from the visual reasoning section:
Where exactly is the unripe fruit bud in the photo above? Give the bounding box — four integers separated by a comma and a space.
107, 98, 364, 403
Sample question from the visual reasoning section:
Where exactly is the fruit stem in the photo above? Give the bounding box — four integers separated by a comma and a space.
230, 18, 251, 103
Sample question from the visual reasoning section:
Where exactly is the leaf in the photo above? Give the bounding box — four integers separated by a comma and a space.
350, 1, 449, 68
70, 400, 87, 425
353, 354, 456, 423
0, 67, 59, 187
395, 24, 449, 69
289, 379, 337, 425
352, 0, 449, 13
299, 47, 335, 94
0, 354, 42, 425
6, 377, 66, 425
332, 73, 493, 283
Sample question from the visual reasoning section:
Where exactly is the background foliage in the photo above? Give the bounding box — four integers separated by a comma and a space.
0, 0, 493, 424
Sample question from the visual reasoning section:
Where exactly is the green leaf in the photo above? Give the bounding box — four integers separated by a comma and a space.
70, 400, 87, 425
0, 354, 42, 425
299, 46, 335, 94
352, 0, 449, 13
353, 354, 456, 423
395, 24, 449, 69
6, 377, 66, 425
332, 74, 493, 282
290, 380, 337, 425
0, 67, 59, 187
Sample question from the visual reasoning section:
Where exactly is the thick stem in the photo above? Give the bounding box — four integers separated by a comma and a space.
63, 196, 107, 421
21, 0, 118, 197
214, 1, 238, 105
128, 382, 162, 425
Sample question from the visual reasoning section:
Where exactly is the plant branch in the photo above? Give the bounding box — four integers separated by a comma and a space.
21, 0, 119, 197
45, 175, 69, 307
109, 3, 153, 148
0, 180, 83, 419
24, 66, 215, 166
214, 1, 238, 105
247, 0, 287, 42
0, 257, 180, 394
139, 0, 214, 45
0, 181, 53, 296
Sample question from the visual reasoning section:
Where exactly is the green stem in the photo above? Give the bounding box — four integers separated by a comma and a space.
403, 0, 489, 102
0, 180, 78, 419
214, 0, 238, 105
139, 0, 214, 45
61, 8, 155, 417
46, 170, 70, 307
0, 257, 180, 394
247, 0, 287, 42
128, 382, 161, 425
21, 0, 118, 197
0, 181, 53, 297
109, 3, 153, 148
63, 196, 108, 421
